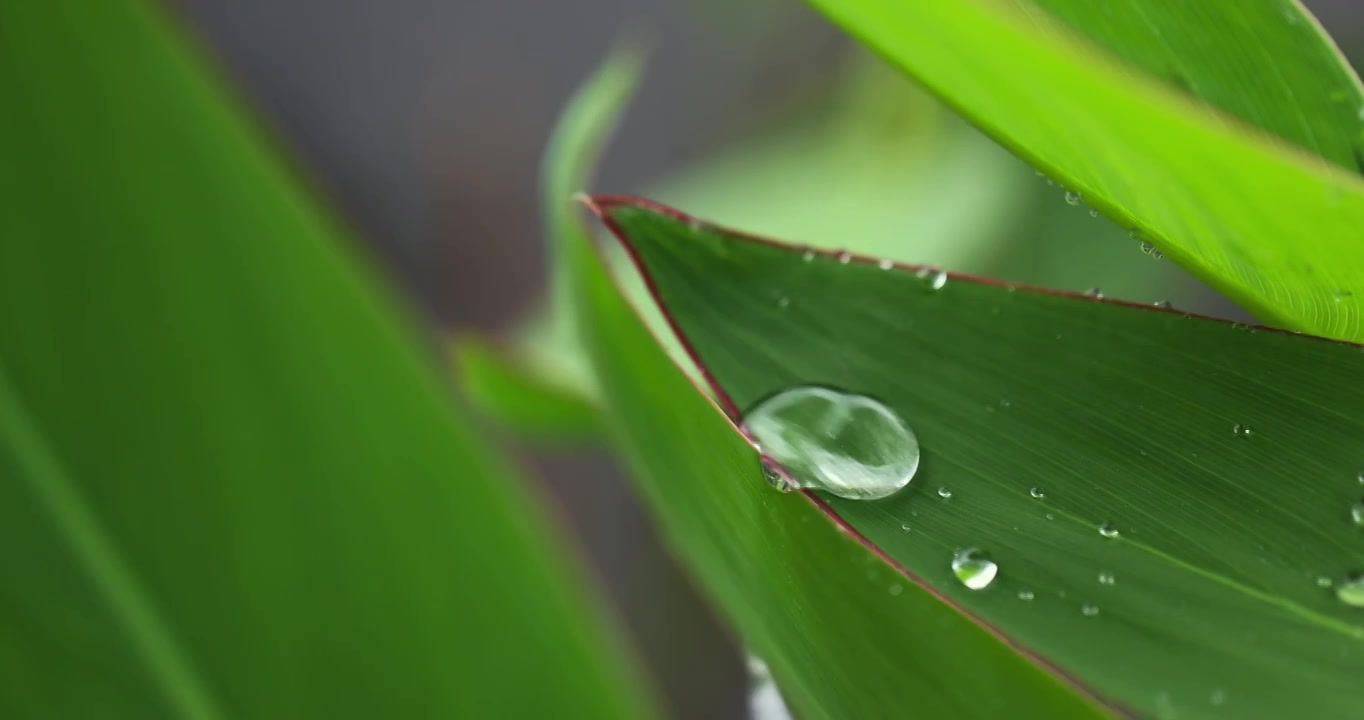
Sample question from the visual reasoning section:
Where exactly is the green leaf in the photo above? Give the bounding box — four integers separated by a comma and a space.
592, 198, 1364, 719
1030, 0, 1364, 171
802, 0, 1364, 342
568, 212, 1110, 715
453, 333, 600, 442
0, 3, 654, 718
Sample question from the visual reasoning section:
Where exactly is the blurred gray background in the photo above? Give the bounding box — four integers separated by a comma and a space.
175, 1, 1364, 717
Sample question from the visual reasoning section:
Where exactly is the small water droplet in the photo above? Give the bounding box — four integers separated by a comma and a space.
1029, 487, 1045, 499
1017, 588, 1035, 601
1045, 512, 1055, 521
900, 523, 911, 533
1153, 300, 1173, 309
937, 486, 953, 499
1357, 470, 1364, 485
951, 548, 998, 590
1064, 191, 1082, 206
1351, 499, 1364, 526
1088, 208, 1099, 218
1081, 603, 1100, 617
1151, 249, 1164, 260
916, 267, 948, 291
1358, 104, 1364, 122
889, 583, 903, 597
1233, 423, 1253, 437
1084, 287, 1104, 299
1140, 242, 1154, 255
878, 258, 894, 270
744, 387, 920, 500
836, 251, 852, 264
801, 249, 815, 262
776, 296, 790, 309
1336, 573, 1364, 607
1098, 571, 1116, 586
761, 460, 796, 493
1210, 689, 1227, 706
1099, 522, 1119, 538
1316, 575, 1334, 588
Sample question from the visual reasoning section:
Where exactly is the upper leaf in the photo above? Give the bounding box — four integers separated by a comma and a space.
593, 197, 1364, 719
0, 3, 654, 717
803, 0, 1364, 342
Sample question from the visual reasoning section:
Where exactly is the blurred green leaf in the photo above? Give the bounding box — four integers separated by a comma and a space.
454, 333, 600, 442
803, 0, 1364, 341
567, 210, 1110, 716
0, 3, 654, 718
452, 42, 645, 442
595, 198, 1364, 719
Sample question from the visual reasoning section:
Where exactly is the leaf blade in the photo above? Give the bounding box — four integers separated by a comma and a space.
0, 3, 655, 717
802, 0, 1364, 341
596, 197, 1364, 719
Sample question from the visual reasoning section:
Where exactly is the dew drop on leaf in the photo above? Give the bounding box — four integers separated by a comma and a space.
1336, 573, 1364, 607
1350, 500, 1364, 526
951, 548, 997, 590
1098, 571, 1116, 586
1029, 487, 1045, 499
916, 267, 947, 291
1099, 522, 1120, 538
1084, 287, 1104, 299
1081, 603, 1100, 617
1316, 575, 1334, 589
1017, 588, 1035, 601
1088, 208, 1099, 218
1233, 423, 1253, 437
878, 258, 894, 270
801, 249, 815, 262
937, 486, 953, 499
836, 250, 852, 264
1064, 190, 1082, 206
743, 387, 919, 500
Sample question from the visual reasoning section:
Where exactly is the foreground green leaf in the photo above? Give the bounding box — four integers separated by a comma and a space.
569, 214, 1109, 715
0, 3, 653, 717
803, 0, 1364, 342
594, 198, 1364, 719
1031, 0, 1364, 170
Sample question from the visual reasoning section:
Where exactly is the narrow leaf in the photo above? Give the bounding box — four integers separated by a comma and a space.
0, 3, 655, 717
568, 208, 1111, 716
803, 0, 1364, 341
594, 197, 1364, 719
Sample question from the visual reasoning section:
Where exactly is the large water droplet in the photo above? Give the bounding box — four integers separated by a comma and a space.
951, 548, 998, 590
744, 387, 920, 500
1337, 573, 1364, 607
1099, 522, 1120, 538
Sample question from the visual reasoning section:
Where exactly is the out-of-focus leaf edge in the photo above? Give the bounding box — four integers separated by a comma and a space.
449, 40, 644, 443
